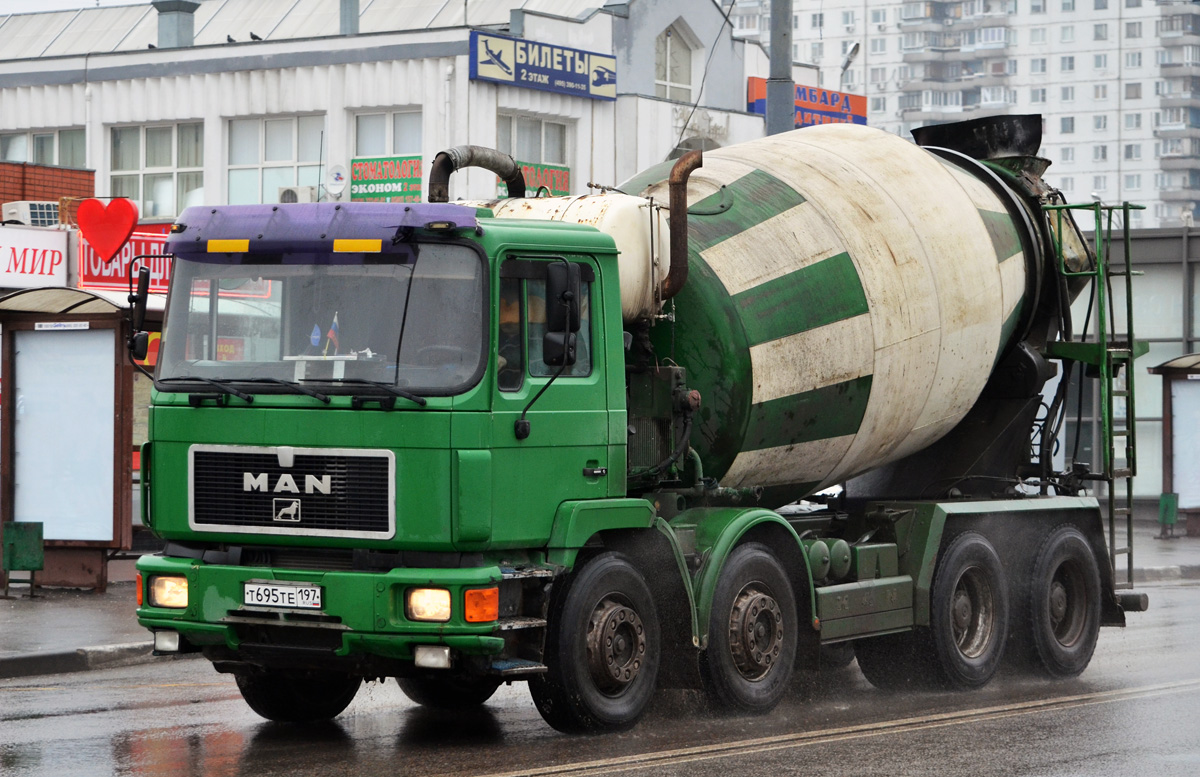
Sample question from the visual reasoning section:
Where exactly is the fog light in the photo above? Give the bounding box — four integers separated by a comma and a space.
407, 588, 451, 622
414, 645, 452, 669
154, 630, 181, 653
149, 575, 189, 609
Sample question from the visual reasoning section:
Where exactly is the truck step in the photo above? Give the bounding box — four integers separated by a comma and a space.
489, 658, 548, 677
495, 616, 548, 632
1110, 468, 1133, 478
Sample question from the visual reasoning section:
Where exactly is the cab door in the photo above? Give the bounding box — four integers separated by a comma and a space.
487, 254, 611, 547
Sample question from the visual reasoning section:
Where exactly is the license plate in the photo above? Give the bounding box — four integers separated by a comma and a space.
243, 581, 323, 610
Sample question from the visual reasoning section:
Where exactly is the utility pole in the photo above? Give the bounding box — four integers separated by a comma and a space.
766, 0, 794, 136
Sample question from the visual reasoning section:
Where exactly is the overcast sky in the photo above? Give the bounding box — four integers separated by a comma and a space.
1, 0, 146, 13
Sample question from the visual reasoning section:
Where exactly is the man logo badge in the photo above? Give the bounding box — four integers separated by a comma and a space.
273, 497, 302, 522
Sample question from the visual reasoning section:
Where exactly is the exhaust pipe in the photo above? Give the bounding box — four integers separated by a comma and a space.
428, 145, 526, 202
662, 150, 702, 301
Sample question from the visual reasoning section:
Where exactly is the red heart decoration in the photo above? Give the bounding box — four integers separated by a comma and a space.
77, 198, 140, 263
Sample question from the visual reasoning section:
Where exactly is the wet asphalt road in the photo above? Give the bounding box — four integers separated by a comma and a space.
2, 581, 1198, 777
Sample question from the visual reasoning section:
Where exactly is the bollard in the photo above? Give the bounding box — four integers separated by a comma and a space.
1, 521, 44, 598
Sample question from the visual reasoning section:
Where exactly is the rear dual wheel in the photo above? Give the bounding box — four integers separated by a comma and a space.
1026, 525, 1101, 678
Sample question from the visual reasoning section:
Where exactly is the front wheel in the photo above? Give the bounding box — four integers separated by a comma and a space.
699, 543, 798, 713
234, 668, 361, 722
396, 675, 502, 709
529, 553, 661, 733
928, 532, 1009, 689
1027, 525, 1101, 678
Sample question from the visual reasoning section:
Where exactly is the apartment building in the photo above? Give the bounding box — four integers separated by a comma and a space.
727, 0, 1200, 230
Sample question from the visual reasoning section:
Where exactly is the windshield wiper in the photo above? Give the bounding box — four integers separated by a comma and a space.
165, 376, 254, 404
236, 378, 330, 404
301, 377, 427, 407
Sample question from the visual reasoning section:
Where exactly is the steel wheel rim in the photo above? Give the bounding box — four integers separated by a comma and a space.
1048, 559, 1087, 647
728, 584, 785, 681
586, 596, 647, 695
949, 565, 995, 659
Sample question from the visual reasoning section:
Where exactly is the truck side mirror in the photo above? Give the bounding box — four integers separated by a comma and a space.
542, 331, 577, 367
545, 261, 580, 334
130, 331, 149, 361
131, 266, 150, 331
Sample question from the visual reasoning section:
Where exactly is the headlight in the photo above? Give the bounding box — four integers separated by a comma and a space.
149, 575, 189, 609
407, 588, 451, 622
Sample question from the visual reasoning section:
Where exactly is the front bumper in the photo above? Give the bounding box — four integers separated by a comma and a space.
136, 555, 507, 673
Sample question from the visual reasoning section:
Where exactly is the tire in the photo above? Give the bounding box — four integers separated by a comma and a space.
396, 675, 502, 709
855, 631, 934, 691
819, 641, 857, 671
1027, 525, 1102, 678
234, 668, 361, 722
699, 543, 798, 713
928, 532, 1009, 689
529, 553, 661, 733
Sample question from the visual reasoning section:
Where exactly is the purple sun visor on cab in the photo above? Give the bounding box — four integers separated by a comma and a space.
166, 202, 479, 257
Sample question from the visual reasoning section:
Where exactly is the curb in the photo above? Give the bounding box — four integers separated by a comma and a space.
1132, 565, 1200, 584
0, 642, 198, 681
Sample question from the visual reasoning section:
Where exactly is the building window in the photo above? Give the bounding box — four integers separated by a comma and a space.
871, 8, 887, 25
1125, 0, 1140, 6
1061, 176, 1074, 191
870, 67, 887, 83
1, 129, 86, 168
812, 42, 824, 61
1031, 58, 1047, 74
1126, 83, 1142, 100
227, 116, 323, 205
842, 10, 856, 27
1031, 87, 1047, 103
1094, 23, 1107, 41
1030, 27, 1047, 44
1125, 112, 1142, 130
655, 25, 693, 102
870, 38, 887, 55
1126, 21, 1142, 38
1126, 51, 1142, 68
1062, 0, 1075, 9
1062, 147, 1075, 162
1032, 0, 1046, 12
111, 123, 203, 217
1093, 145, 1108, 162
1095, 85, 1108, 100
497, 115, 568, 167
355, 111, 422, 157
1061, 26, 1075, 44
1125, 144, 1142, 161
1095, 0, 1108, 8
1094, 115, 1108, 130
1061, 56, 1075, 72
1093, 175, 1107, 191
1061, 116, 1076, 133
870, 96, 887, 113
1094, 54, 1108, 70
1062, 85, 1075, 101
812, 13, 824, 28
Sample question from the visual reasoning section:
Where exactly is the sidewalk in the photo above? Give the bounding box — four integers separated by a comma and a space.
2, 529, 1198, 681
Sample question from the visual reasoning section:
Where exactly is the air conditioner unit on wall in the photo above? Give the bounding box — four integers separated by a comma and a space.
278, 186, 318, 204
2, 200, 59, 226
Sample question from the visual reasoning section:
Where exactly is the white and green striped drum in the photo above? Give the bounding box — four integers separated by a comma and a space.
637, 124, 1036, 505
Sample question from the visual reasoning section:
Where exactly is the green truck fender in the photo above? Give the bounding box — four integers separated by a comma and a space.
672, 507, 818, 650
545, 498, 659, 568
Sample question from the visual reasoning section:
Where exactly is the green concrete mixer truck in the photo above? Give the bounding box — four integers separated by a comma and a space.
133, 114, 1148, 733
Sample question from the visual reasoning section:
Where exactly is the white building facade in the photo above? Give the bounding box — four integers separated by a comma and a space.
727, 0, 1200, 231
0, 0, 801, 220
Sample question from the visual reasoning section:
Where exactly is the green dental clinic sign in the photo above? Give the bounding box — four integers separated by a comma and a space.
499, 161, 571, 197
350, 156, 422, 202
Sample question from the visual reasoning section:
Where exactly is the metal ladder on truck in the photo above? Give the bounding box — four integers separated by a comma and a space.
1045, 201, 1148, 589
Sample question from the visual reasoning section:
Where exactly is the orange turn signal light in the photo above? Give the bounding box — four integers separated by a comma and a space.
464, 587, 499, 623
136, 572, 143, 606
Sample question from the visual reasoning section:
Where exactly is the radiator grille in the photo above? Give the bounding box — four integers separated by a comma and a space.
190, 446, 394, 539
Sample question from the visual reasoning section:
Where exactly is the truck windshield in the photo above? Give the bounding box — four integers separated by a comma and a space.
157, 243, 486, 394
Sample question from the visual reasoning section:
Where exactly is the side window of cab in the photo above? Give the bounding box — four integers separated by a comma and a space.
497, 259, 594, 391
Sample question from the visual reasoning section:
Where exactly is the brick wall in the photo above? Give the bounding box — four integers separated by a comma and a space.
0, 162, 95, 216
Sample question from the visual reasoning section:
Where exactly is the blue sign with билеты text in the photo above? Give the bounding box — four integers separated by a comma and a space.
469, 31, 616, 101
